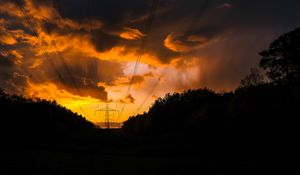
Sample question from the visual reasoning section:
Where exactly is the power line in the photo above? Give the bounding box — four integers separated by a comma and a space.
16, 2, 90, 116
184, 0, 210, 33
125, 0, 160, 94
118, 0, 160, 121
0, 18, 84, 116
131, 0, 211, 117
17, 4, 67, 85
0, 44, 57, 101
133, 68, 167, 115
95, 101, 118, 129
18, 5, 59, 79
51, 42, 84, 95
18, 1, 85, 96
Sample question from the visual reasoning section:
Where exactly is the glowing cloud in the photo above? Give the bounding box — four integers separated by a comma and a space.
120, 27, 145, 40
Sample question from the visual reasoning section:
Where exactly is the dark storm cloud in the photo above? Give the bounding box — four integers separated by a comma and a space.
6, 0, 300, 62
104, 75, 145, 87
151, 46, 178, 63
0, 72, 29, 95
92, 31, 122, 52
40, 0, 152, 53
120, 94, 135, 104
34, 51, 125, 100
227, 0, 300, 26
0, 52, 30, 94
158, 0, 300, 90
2, 0, 300, 95
0, 53, 15, 67
53, 0, 153, 25
0, 0, 128, 100
164, 26, 225, 53
160, 0, 300, 60
51, 0, 180, 60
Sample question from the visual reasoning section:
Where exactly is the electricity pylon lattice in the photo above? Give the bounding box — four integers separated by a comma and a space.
95, 102, 118, 129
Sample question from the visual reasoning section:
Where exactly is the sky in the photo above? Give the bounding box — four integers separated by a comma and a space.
1, 0, 300, 123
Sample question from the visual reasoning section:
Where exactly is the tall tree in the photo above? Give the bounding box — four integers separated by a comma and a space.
240, 68, 265, 87
259, 27, 300, 84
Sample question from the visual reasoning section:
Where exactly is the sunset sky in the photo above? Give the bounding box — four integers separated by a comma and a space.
1, 0, 300, 123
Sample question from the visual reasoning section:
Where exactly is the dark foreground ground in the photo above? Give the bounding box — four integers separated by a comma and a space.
2, 149, 298, 175
1, 130, 299, 175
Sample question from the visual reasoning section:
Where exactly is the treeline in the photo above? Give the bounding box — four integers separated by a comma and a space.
123, 84, 300, 138
122, 27, 300, 139
0, 90, 96, 147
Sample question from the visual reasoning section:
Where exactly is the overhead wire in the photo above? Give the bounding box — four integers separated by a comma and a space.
17, 4, 66, 86
117, 0, 160, 121
0, 43, 58, 101
16, 1, 90, 116
7, 0, 209, 123
131, 0, 210, 117
133, 67, 167, 115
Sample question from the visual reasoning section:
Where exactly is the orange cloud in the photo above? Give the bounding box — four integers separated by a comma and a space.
0, 1, 160, 70
119, 94, 135, 104
100, 75, 145, 87
164, 33, 191, 52
164, 32, 219, 53
0, 0, 232, 124
6, 29, 40, 50
29, 59, 42, 69
120, 27, 145, 40
23, 0, 101, 31
24, 0, 59, 21
0, 34, 17, 45
0, 0, 101, 57
0, 1, 23, 18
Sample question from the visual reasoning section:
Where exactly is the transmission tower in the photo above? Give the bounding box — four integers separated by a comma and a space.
95, 101, 118, 129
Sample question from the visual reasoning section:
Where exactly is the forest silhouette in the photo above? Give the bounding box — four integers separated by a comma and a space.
1, 27, 300, 174
0, 91, 98, 148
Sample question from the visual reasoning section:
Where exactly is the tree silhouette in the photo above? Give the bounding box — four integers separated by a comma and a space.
240, 68, 265, 87
259, 27, 300, 84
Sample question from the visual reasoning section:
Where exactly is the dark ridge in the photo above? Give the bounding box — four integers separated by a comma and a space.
0, 90, 97, 149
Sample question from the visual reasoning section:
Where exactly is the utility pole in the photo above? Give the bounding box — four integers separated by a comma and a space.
95, 101, 118, 129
